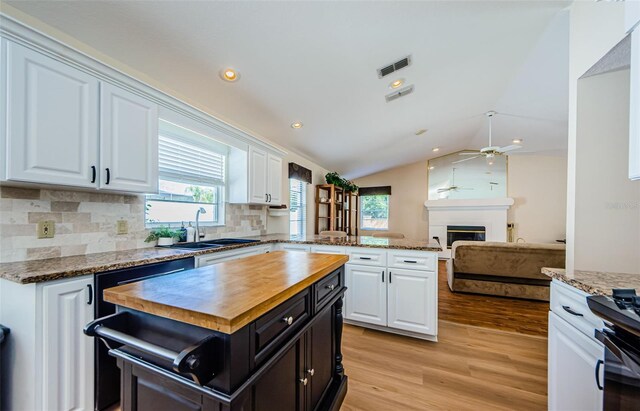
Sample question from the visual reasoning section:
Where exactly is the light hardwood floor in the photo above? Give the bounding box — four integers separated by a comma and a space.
340, 261, 549, 410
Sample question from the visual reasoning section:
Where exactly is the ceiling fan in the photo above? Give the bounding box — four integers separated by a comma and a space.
453, 111, 522, 165
437, 168, 473, 193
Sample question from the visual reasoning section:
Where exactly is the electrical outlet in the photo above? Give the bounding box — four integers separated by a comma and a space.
116, 220, 128, 235
37, 220, 55, 239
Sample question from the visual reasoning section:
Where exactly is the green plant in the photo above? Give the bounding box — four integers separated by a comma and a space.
144, 226, 180, 243
325, 172, 359, 193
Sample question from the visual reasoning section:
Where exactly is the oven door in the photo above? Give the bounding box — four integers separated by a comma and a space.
597, 329, 640, 411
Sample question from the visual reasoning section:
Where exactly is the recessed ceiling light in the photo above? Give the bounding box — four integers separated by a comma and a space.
428, 166, 435, 170
512, 138, 523, 144
389, 78, 405, 89
432, 147, 440, 152
220, 68, 239, 82
415, 129, 428, 136
291, 122, 303, 129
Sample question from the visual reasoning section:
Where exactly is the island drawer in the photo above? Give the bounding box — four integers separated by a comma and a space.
387, 250, 437, 271
253, 290, 310, 363
314, 267, 344, 311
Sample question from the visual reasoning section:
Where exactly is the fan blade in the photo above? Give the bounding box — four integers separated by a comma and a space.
437, 187, 452, 193
497, 145, 522, 153
459, 152, 481, 155
452, 156, 480, 164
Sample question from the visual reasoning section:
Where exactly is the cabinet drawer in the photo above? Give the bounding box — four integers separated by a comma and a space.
314, 267, 343, 311
310, 245, 347, 255
280, 244, 311, 252
551, 280, 604, 342
347, 248, 386, 266
254, 290, 310, 364
387, 250, 436, 271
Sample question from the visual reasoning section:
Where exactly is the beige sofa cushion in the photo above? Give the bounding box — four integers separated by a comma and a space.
451, 241, 565, 281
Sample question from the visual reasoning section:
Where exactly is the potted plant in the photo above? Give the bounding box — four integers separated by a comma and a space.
145, 226, 180, 246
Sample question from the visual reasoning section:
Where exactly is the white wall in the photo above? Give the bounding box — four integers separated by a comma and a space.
574, 69, 640, 274
353, 161, 430, 241
566, 1, 628, 274
507, 155, 567, 244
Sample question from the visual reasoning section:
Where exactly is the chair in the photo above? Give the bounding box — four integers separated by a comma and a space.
319, 230, 347, 238
371, 232, 405, 239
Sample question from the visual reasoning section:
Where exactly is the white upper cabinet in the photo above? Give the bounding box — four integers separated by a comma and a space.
249, 146, 269, 204
630, 29, 640, 180
2, 40, 159, 193
267, 153, 283, 205
4, 41, 99, 188
100, 83, 158, 192
387, 268, 437, 335
230, 145, 283, 205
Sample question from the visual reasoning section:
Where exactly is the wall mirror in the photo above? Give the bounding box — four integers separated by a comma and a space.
427, 151, 507, 200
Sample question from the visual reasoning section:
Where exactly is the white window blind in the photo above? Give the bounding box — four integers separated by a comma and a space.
289, 179, 307, 237
158, 134, 225, 186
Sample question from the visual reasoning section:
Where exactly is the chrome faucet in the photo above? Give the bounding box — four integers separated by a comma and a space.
195, 207, 207, 241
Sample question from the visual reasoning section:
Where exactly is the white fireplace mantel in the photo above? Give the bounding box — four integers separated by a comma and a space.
424, 197, 514, 211
424, 197, 514, 259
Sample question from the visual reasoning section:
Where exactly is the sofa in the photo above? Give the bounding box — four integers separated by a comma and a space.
446, 241, 566, 301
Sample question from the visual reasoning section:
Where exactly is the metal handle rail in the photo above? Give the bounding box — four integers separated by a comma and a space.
85, 311, 218, 386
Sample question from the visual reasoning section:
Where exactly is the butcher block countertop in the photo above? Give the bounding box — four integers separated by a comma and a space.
103, 251, 349, 334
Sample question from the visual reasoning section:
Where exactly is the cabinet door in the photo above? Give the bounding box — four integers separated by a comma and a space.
253, 336, 304, 411
41, 276, 94, 411
100, 82, 158, 193
267, 153, 283, 205
548, 312, 604, 411
308, 305, 335, 410
387, 268, 437, 335
630, 29, 640, 180
344, 264, 387, 326
5, 41, 99, 187
249, 146, 268, 204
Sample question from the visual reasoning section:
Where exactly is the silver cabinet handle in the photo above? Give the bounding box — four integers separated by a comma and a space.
326, 284, 336, 291
307, 368, 315, 376
283, 316, 293, 325
300, 377, 308, 386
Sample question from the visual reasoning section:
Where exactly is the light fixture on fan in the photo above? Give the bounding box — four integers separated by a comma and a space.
453, 111, 522, 164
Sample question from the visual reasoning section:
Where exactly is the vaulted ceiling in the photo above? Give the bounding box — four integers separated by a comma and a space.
4, 0, 571, 178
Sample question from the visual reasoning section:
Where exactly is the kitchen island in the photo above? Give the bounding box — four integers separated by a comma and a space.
85, 251, 350, 411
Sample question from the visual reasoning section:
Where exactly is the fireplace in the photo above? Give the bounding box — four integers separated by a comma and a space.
447, 225, 486, 249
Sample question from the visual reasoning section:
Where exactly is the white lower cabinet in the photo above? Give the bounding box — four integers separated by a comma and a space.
548, 312, 603, 411
195, 245, 272, 267
0, 275, 94, 411
345, 264, 387, 326
41, 277, 95, 411
344, 249, 438, 340
387, 268, 437, 335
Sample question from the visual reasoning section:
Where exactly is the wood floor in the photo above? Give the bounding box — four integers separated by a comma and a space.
340, 261, 549, 410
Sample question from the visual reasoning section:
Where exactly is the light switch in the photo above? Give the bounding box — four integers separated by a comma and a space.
116, 220, 128, 235
37, 220, 55, 239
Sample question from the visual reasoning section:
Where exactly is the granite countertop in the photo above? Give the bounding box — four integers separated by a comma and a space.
0, 234, 441, 284
104, 251, 349, 334
542, 267, 640, 296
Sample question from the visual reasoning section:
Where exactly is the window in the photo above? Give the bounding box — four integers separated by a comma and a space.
360, 195, 389, 230
289, 178, 307, 237
146, 122, 227, 226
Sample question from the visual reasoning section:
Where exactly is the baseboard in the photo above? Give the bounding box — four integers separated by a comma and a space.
344, 319, 438, 342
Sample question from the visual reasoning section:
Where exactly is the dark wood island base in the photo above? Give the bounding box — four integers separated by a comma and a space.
85, 252, 350, 411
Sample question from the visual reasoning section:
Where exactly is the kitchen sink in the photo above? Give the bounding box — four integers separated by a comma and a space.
163, 242, 224, 250
203, 238, 260, 245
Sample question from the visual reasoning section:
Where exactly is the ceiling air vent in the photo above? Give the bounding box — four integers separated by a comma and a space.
385, 85, 414, 102
377, 56, 412, 78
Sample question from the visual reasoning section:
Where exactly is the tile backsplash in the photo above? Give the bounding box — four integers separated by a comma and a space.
0, 186, 267, 263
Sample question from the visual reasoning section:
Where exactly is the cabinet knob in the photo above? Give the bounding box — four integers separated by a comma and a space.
283, 316, 293, 325
299, 377, 308, 386
326, 284, 336, 291
307, 368, 315, 376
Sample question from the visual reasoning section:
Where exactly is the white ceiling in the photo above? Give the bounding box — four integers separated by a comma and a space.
4, 0, 571, 178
